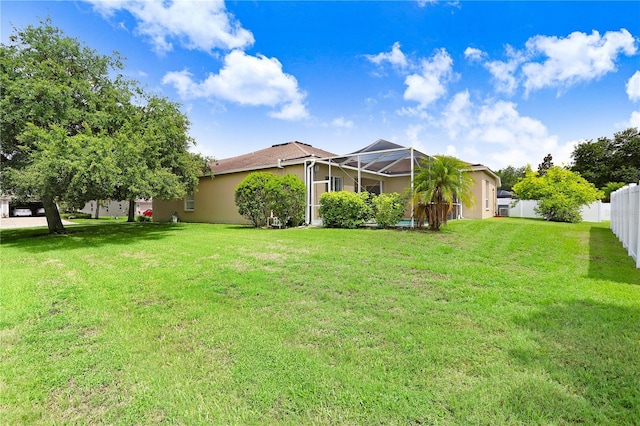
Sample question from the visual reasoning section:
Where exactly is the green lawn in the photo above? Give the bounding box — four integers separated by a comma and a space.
1, 218, 639, 425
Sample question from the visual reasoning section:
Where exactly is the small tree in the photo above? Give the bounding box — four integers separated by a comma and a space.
412, 156, 475, 231
319, 191, 372, 229
373, 192, 407, 228
512, 166, 603, 223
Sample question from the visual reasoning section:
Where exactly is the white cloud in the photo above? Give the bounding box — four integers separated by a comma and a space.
627, 71, 640, 102
406, 124, 426, 152
416, 0, 438, 7
522, 29, 637, 95
163, 50, 308, 120
629, 110, 640, 128
464, 47, 486, 62
365, 42, 409, 71
438, 93, 582, 169
331, 117, 354, 129
404, 48, 455, 108
442, 90, 473, 139
484, 46, 525, 96
87, 0, 254, 53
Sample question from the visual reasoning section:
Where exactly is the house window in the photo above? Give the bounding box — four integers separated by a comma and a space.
325, 176, 343, 192
184, 194, 195, 211
485, 180, 489, 210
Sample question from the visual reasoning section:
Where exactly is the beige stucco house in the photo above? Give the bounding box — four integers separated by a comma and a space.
153, 140, 500, 226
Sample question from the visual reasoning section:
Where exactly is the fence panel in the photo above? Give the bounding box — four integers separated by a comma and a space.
610, 182, 640, 268
509, 200, 609, 223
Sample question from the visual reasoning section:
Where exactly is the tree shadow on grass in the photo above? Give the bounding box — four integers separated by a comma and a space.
589, 226, 640, 285
0, 222, 187, 253
508, 299, 640, 423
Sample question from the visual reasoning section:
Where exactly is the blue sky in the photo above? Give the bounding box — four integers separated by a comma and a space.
2, 1, 639, 171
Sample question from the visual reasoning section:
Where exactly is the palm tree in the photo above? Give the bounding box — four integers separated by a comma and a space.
412, 156, 475, 231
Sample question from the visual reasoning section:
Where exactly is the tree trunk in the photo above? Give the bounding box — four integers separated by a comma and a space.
127, 199, 135, 222
42, 194, 66, 234
94, 200, 100, 219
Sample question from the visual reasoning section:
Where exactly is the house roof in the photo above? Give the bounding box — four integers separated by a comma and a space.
211, 141, 337, 174
330, 139, 432, 176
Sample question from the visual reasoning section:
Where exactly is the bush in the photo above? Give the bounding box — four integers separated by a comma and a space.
235, 172, 306, 228
235, 172, 278, 227
373, 192, 407, 228
266, 174, 306, 227
136, 215, 150, 222
319, 191, 372, 228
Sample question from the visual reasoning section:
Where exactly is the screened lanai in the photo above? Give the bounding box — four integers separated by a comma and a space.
303, 140, 434, 226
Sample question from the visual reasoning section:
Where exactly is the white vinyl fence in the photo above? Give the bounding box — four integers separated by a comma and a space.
610, 182, 640, 268
509, 200, 611, 222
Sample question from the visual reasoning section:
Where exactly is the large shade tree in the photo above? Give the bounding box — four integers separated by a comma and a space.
1, 19, 203, 232
412, 156, 475, 231
495, 165, 526, 192
571, 127, 640, 189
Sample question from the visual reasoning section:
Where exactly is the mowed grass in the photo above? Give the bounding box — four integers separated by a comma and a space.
1, 218, 639, 425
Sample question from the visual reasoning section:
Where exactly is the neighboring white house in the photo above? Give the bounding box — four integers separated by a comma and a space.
79, 199, 153, 218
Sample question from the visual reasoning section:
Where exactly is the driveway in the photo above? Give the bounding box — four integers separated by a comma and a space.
0, 217, 76, 230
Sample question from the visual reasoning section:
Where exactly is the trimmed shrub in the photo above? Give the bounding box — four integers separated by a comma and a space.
373, 192, 407, 228
235, 172, 278, 227
319, 191, 372, 229
235, 172, 306, 228
266, 174, 306, 227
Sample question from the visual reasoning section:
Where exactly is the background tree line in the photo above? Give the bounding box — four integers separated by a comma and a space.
496, 127, 639, 195
493, 127, 638, 222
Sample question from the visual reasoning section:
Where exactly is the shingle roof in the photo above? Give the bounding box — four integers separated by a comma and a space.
212, 141, 337, 174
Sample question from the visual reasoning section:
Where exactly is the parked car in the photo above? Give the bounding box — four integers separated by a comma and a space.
13, 208, 33, 217
36, 207, 46, 216
142, 209, 153, 217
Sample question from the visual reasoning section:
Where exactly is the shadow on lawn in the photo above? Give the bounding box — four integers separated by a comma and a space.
588, 226, 640, 285
508, 299, 640, 423
0, 222, 186, 252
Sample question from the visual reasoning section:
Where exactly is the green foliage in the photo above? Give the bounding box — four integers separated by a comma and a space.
319, 191, 372, 228
373, 192, 407, 228
235, 172, 278, 228
571, 127, 640, 188
234, 173, 305, 228
496, 165, 527, 191
412, 156, 475, 231
265, 174, 306, 227
601, 182, 626, 203
0, 19, 202, 232
513, 166, 603, 223
136, 215, 151, 222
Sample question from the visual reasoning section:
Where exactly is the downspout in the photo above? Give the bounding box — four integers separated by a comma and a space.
306, 160, 316, 225
410, 147, 415, 228
357, 155, 361, 193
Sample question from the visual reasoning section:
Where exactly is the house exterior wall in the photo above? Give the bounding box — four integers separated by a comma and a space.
465, 170, 499, 219
153, 164, 305, 224
153, 162, 499, 224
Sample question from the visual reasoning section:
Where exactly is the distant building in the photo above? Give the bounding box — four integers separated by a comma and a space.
79, 199, 152, 218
